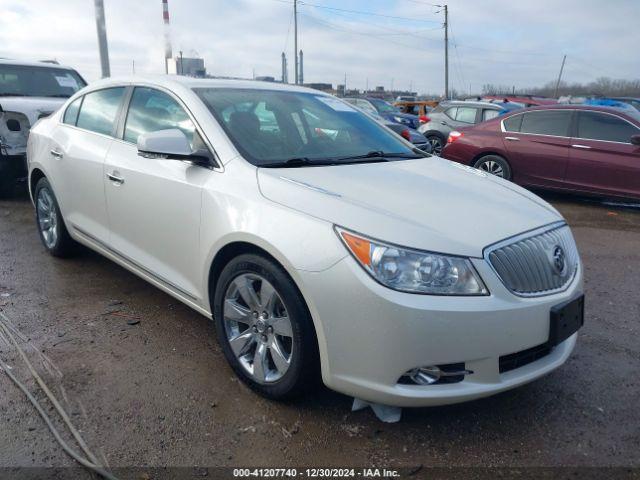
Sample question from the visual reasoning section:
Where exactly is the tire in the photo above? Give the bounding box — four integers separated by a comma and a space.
213, 253, 319, 400
34, 177, 78, 257
474, 155, 512, 181
426, 134, 445, 155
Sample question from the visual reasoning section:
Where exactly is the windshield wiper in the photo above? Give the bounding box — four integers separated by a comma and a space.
260, 157, 314, 168
0, 93, 30, 97
334, 150, 424, 161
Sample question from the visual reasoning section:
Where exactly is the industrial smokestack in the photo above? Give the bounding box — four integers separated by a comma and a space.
281, 52, 288, 84
94, 0, 111, 78
299, 50, 304, 85
162, 0, 173, 74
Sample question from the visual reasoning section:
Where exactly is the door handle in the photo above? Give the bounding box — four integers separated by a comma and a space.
571, 144, 592, 149
505, 136, 520, 141
50, 149, 64, 159
107, 172, 125, 185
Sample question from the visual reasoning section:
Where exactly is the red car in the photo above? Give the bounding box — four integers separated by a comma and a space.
441, 105, 640, 201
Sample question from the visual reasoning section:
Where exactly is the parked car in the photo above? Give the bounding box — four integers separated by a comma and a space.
394, 100, 438, 123
28, 76, 584, 407
0, 59, 86, 196
418, 100, 512, 155
344, 97, 420, 129
359, 107, 431, 153
610, 97, 640, 112
480, 95, 557, 107
441, 105, 640, 201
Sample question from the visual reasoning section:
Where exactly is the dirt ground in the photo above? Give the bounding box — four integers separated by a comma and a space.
1, 185, 639, 478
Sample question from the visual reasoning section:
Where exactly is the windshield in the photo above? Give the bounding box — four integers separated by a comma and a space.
0, 64, 86, 98
194, 88, 417, 167
369, 98, 400, 114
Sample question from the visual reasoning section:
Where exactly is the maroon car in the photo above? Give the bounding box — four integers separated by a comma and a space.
441, 105, 640, 201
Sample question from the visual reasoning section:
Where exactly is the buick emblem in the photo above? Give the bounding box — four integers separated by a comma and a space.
551, 245, 566, 274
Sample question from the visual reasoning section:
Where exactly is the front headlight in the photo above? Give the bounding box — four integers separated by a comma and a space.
393, 116, 407, 124
336, 227, 488, 296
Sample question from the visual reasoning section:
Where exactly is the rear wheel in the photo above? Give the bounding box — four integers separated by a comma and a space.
426, 135, 444, 155
34, 178, 78, 257
213, 254, 319, 399
474, 155, 512, 180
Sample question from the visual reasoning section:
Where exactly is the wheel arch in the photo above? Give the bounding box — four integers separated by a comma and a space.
422, 130, 447, 140
29, 167, 47, 204
471, 151, 510, 167
205, 238, 328, 378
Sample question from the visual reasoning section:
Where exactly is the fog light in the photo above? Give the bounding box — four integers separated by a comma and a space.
401, 363, 473, 385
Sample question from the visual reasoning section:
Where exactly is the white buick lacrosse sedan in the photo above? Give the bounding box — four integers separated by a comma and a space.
27, 76, 584, 407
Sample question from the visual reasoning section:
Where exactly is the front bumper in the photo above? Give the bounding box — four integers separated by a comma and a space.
298, 254, 583, 407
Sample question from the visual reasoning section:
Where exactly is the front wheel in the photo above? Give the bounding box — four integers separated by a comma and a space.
34, 177, 77, 257
474, 155, 512, 180
213, 254, 319, 399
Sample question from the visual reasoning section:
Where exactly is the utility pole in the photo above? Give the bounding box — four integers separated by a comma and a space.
294, 0, 299, 85
179, 50, 183, 75
554, 55, 567, 97
444, 4, 449, 99
93, 0, 111, 78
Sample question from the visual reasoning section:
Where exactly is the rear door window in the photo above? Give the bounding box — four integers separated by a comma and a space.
576, 111, 639, 143
454, 107, 477, 124
76, 87, 126, 136
482, 109, 500, 121
503, 113, 523, 132
520, 110, 572, 137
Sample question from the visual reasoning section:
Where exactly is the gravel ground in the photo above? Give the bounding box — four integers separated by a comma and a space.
0, 186, 639, 478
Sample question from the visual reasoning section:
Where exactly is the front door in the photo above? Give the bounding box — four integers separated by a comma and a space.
501, 109, 573, 188
104, 86, 212, 301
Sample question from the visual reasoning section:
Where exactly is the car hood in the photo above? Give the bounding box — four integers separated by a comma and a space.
0, 96, 67, 127
257, 157, 562, 258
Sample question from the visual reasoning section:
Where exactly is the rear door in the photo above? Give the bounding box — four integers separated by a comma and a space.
104, 86, 212, 301
501, 109, 573, 187
49, 87, 126, 244
565, 110, 640, 198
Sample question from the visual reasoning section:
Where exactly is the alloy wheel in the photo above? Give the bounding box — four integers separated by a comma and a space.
478, 160, 505, 177
223, 273, 293, 384
37, 188, 58, 249
428, 136, 443, 155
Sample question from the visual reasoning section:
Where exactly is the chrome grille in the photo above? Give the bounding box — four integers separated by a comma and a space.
486, 223, 579, 297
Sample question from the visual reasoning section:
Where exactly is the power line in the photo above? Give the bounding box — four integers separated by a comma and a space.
268, 0, 441, 24
299, 11, 435, 51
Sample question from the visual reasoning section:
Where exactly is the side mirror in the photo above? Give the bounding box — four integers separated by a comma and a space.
137, 128, 193, 158
631, 134, 640, 146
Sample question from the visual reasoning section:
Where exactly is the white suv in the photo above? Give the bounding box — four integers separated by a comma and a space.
27, 76, 584, 407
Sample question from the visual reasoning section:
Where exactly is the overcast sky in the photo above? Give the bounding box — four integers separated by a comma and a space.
1, 0, 638, 95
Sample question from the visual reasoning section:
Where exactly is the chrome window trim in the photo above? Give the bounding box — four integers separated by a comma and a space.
483, 221, 579, 298
500, 108, 640, 145
499, 109, 572, 138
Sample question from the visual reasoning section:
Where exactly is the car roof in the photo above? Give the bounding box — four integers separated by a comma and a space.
505, 104, 640, 123
442, 100, 504, 109
0, 58, 78, 70
83, 75, 329, 95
